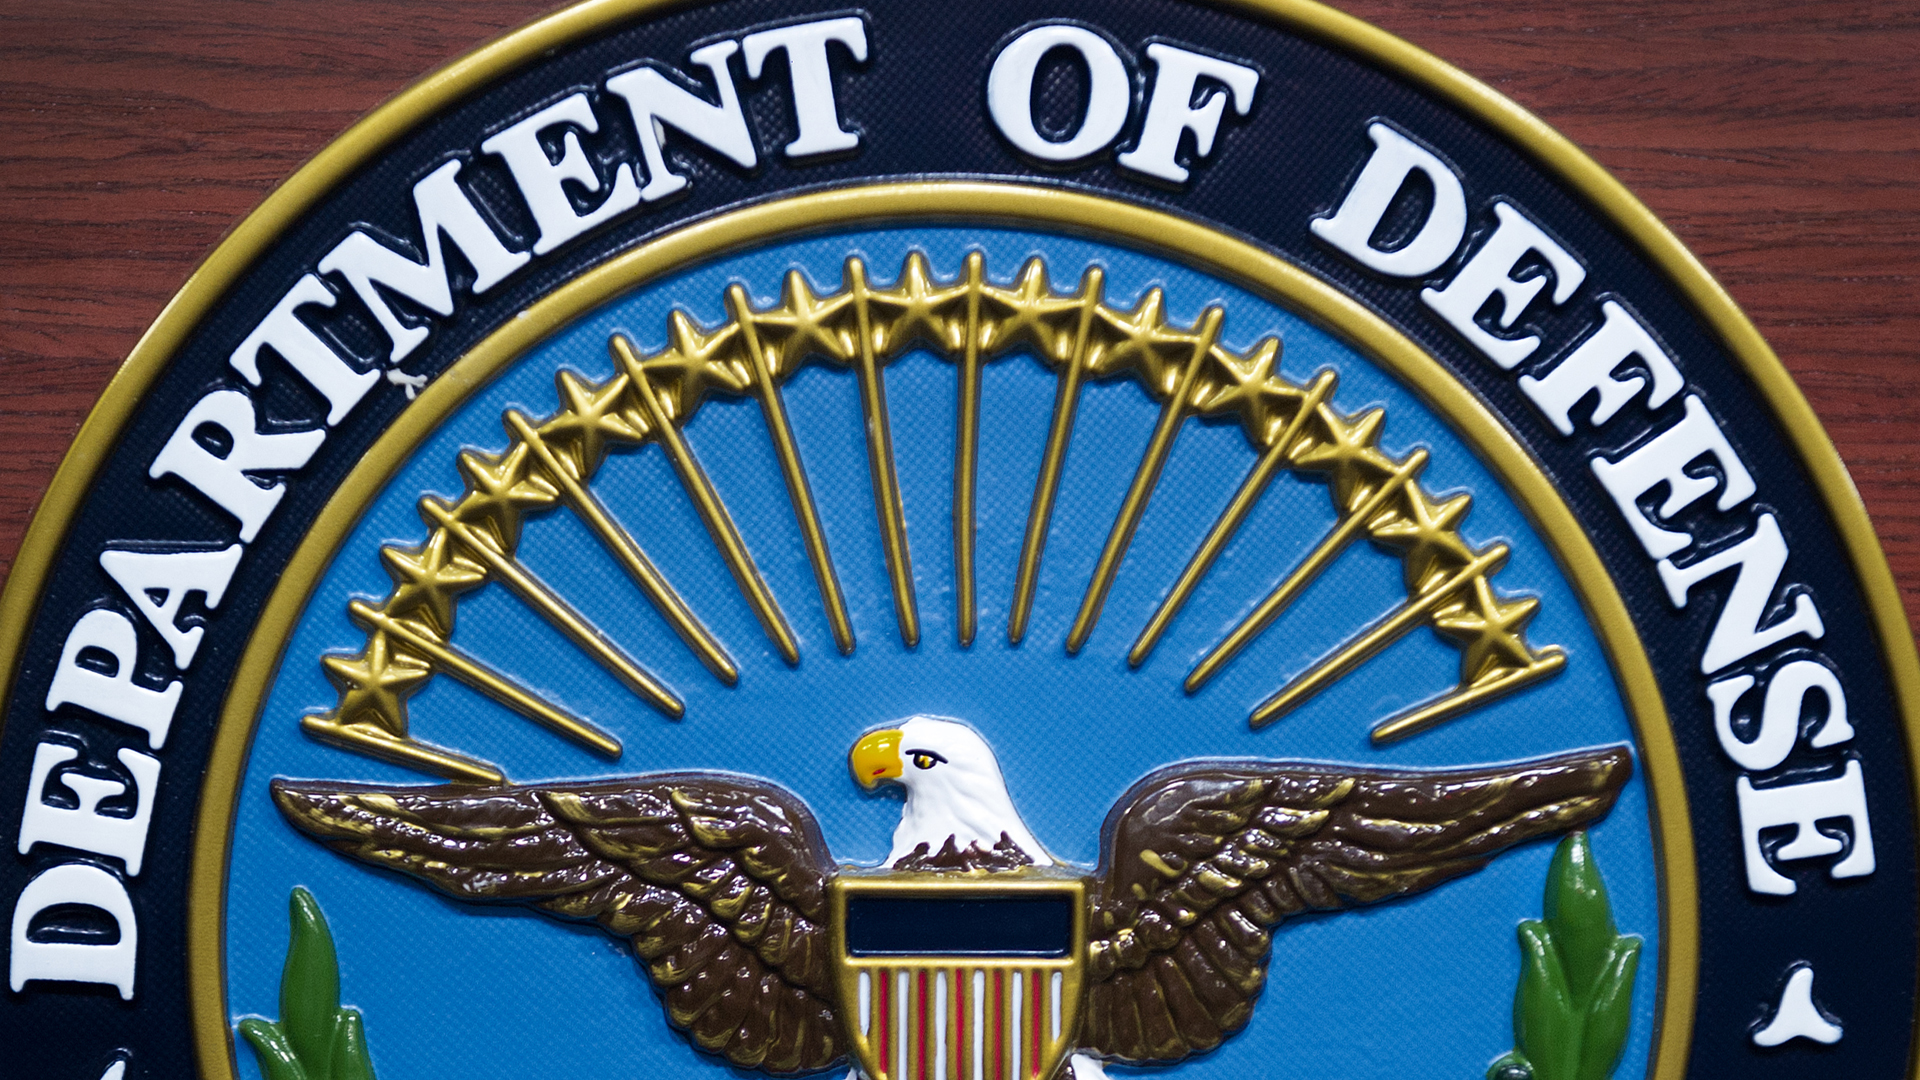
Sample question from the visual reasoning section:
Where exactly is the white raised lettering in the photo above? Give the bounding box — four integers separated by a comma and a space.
317, 160, 529, 363
1737, 760, 1875, 895
9, 863, 138, 999
1592, 395, 1756, 559
1659, 513, 1825, 674
1310, 122, 1466, 278
741, 17, 868, 158
98, 545, 242, 670
149, 390, 326, 542
228, 274, 377, 426
481, 93, 641, 255
606, 42, 759, 202
1116, 43, 1258, 183
1752, 965, 1844, 1047
1519, 299, 1684, 435
985, 25, 1130, 163
1421, 200, 1586, 368
45, 610, 181, 750
1709, 659, 1852, 772
17, 743, 161, 876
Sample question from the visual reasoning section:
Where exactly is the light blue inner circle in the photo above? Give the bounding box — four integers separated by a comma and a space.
226, 228, 1660, 1080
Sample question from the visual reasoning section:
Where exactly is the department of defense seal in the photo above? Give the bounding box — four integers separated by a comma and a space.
1, 5, 1913, 1080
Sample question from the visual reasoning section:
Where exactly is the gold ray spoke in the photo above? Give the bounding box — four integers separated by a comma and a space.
420, 498, 682, 719
1246, 543, 1510, 729
1009, 266, 1103, 645
727, 285, 855, 656
848, 259, 920, 648
346, 600, 624, 756
504, 409, 738, 685
953, 251, 985, 647
308, 253, 1575, 779
1067, 307, 1222, 654
612, 334, 801, 665
1185, 447, 1429, 691
1371, 649, 1567, 744
300, 714, 505, 784
1131, 369, 1337, 667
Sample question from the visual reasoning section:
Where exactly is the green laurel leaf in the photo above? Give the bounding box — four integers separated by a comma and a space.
1515, 920, 1579, 1080
238, 1018, 308, 1080
330, 1008, 377, 1080
1498, 832, 1642, 1080
236, 888, 378, 1080
1575, 938, 1643, 1080
281, 887, 342, 1080
1543, 832, 1618, 1003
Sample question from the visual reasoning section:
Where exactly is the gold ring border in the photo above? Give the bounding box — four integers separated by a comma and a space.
0, 0, 1901, 1073
185, 182, 1696, 1080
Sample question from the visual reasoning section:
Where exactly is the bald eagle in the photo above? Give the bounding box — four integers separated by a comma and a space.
851, 716, 1054, 868
272, 715, 1631, 1078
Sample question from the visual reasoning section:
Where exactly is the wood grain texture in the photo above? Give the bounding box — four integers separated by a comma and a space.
0, 0, 1914, 638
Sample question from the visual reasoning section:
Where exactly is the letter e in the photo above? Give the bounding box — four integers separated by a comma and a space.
1738, 760, 1875, 895
45, 610, 181, 750
18, 743, 161, 876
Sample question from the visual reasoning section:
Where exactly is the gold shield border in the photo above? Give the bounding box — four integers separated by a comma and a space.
0, 0, 1905, 1076
182, 180, 1695, 1080
828, 871, 1092, 1080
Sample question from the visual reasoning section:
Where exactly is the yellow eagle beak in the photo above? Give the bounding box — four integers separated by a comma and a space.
851, 729, 904, 788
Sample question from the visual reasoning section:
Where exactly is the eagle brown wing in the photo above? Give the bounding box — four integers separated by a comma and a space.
270, 774, 843, 1074
1081, 746, 1632, 1065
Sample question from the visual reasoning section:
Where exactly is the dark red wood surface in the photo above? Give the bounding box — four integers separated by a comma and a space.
1, 0, 1915, 635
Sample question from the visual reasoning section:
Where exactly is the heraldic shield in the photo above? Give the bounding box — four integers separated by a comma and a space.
830, 871, 1091, 1080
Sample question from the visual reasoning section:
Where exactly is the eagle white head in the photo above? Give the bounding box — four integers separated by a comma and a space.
850, 715, 1053, 867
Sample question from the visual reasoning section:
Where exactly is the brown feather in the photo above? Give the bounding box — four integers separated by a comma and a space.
270, 773, 845, 1074
1081, 746, 1631, 1064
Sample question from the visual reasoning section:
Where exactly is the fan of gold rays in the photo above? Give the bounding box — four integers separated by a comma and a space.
301, 252, 1566, 783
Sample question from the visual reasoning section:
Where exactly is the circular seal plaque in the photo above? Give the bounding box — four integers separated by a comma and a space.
2, 5, 1913, 1080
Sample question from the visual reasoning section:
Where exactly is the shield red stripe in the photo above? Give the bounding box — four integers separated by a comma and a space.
950, 969, 963, 1080
1028, 969, 1043, 1077
877, 967, 891, 1077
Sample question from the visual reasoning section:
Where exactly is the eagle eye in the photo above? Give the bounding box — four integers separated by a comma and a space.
909, 750, 946, 770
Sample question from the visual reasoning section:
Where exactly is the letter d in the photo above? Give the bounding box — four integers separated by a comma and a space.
11, 864, 137, 999
1311, 122, 1467, 277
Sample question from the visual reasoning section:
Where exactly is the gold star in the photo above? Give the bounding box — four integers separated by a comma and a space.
1369, 481, 1476, 594
1192, 336, 1306, 446
1292, 405, 1396, 508
537, 369, 645, 476
866, 251, 969, 355
1087, 288, 1201, 386
750, 268, 856, 376
449, 441, 559, 550
622, 317, 751, 427
380, 528, 487, 637
1433, 575, 1543, 684
322, 629, 432, 736
979, 258, 1085, 364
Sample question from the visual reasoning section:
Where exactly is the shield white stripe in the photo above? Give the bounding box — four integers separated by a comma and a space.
935, 971, 949, 1080
860, 971, 872, 1037
1050, 971, 1062, 1043
897, 969, 910, 1080
971, 969, 985, 1080
1009, 971, 1023, 1080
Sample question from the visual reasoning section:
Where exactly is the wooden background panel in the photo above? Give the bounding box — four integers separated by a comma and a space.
0, 0, 1914, 633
